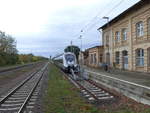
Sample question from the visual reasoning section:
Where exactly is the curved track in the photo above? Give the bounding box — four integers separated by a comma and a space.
0, 63, 48, 113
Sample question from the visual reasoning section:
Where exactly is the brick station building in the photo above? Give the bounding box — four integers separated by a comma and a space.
87, 46, 104, 68
98, 0, 150, 72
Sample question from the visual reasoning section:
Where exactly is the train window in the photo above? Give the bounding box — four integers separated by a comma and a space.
65, 54, 75, 61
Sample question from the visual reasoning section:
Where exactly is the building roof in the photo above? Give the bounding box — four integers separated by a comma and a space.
86, 45, 103, 51
98, 0, 149, 30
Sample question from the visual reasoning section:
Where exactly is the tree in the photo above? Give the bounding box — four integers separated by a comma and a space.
0, 30, 48, 66
18, 54, 48, 64
0, 32, 17, 54
0, 31, 18, 66
64, 45, 80, 60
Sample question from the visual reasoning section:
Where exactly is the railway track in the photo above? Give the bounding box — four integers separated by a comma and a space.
0, 63, 48, 113
0, 62, 44, 74
68, 69, 118, 104
0, 64, 34, 73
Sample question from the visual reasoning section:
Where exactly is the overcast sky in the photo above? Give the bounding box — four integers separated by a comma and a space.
0, 0, 140, 57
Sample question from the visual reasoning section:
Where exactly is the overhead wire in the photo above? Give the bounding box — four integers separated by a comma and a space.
80, 0, 125, 36
81, 0, 117, 31
86, 0, 139, 33
104, 0, 125, 17
73, 0, 130, 50
72, 0, 117, 39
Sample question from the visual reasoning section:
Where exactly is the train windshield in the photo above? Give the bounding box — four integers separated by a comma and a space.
65, 54, 75, 62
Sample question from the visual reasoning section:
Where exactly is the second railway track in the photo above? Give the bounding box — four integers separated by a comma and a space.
0, 63, 48, 113
78, 80, 116, 104
66, 69, 118, 105
0, 63, 34, 74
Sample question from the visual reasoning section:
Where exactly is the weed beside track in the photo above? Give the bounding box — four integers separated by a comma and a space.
43, 63, 150, 113
44, 64, 98, 113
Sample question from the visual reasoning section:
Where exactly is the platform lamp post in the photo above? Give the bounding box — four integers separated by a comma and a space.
70, 40, 73, 53
79, 31, 83, 65
78, 30, 84, 79
103, 16, 109, 24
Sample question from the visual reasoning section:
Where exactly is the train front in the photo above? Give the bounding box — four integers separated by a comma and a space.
63, 52, 78, 73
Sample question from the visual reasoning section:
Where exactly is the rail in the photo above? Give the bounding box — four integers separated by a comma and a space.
0, 63, 48, 112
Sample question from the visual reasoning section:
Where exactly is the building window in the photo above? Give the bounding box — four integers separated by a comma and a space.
115, 31, 120, 42
136, 49, 144, 66
122, 28, 127, 40
148, 18, 150, 35
115, 52, 120, 64
90, 54, 93, 64
94, 53, 97, 64
106, 35, 109, 46
136, 21, 144, 37
100, 54, 103, 62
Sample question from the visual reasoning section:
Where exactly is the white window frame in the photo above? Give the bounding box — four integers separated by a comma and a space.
115, 52, 120, 64
122, 28, 127, 40
106, 35, 109, 46
136, 49, 144, 66
136, 21, 144, 37
115, 31, 120, 42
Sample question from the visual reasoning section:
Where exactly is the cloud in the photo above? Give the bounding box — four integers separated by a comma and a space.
0, 0, 140, 57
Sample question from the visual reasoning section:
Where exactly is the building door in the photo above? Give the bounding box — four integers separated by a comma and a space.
122, 51, 128, 69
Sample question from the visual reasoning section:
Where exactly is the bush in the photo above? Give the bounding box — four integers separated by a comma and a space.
0, 52, 19, 66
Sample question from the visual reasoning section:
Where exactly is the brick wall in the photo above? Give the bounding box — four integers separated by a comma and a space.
101, 2, 150, 72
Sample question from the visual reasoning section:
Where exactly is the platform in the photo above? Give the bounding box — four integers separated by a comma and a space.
83, 66, 150, 87
83, 65, 150, 105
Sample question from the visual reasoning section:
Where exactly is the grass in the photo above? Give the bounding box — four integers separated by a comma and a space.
44, 64, 99, 113
44, 63, 150, 113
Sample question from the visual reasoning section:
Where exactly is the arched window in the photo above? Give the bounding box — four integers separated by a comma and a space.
122, 50, 128, 69
136, 49, 144, 66
122, 28, 127, 40
148, 18, 150, 35
136, 21, 144, 37
115, 51, 120, 64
